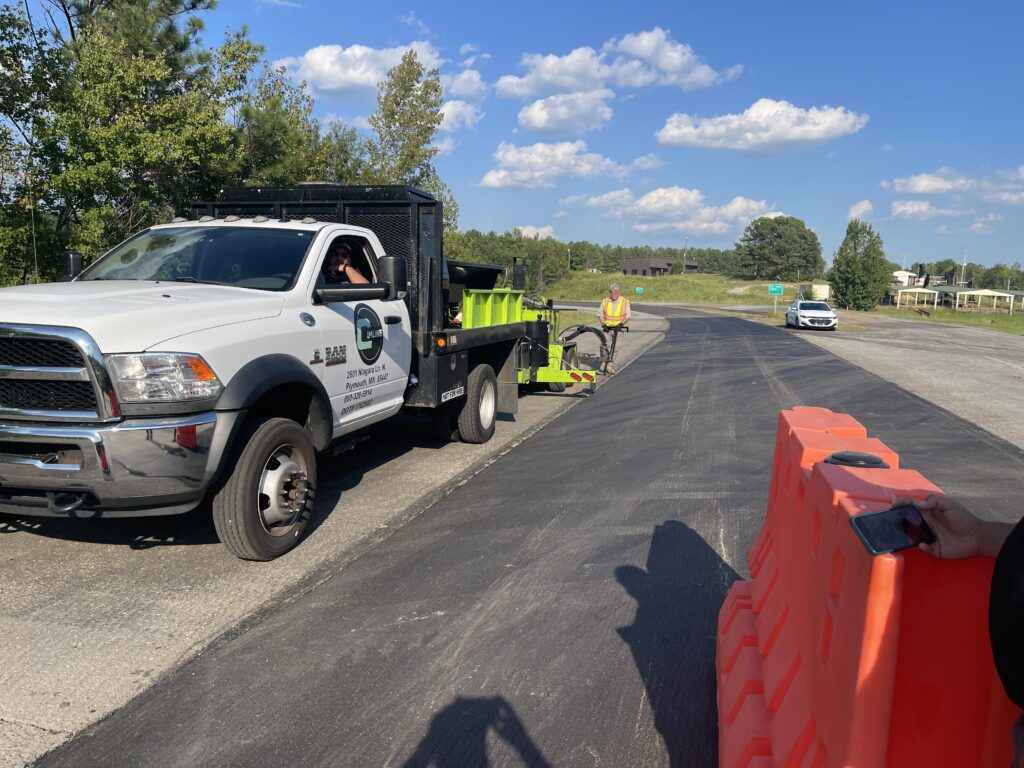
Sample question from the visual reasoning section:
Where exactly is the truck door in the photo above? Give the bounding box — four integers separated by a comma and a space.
310, 236, 411, 435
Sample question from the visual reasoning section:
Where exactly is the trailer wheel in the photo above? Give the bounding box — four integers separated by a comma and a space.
458, 364, 497, 444
212, 417, 316, 561
549, 347, 579, 392
431, 402, 461, 443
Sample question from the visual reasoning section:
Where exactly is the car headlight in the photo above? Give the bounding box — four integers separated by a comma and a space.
107, 353, 223, 402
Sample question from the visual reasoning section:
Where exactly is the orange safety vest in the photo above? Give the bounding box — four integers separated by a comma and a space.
601, 296, 629, 326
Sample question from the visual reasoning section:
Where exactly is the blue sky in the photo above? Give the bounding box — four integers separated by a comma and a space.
205, 0, 1023, 267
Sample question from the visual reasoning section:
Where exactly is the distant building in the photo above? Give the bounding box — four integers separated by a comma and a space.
620, 256, 699, 276
892, 270, 917, 287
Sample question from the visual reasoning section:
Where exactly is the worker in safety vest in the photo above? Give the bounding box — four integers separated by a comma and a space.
599, 283, 630, 330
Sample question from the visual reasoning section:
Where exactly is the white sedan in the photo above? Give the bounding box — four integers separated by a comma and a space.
785, 300, 838, 331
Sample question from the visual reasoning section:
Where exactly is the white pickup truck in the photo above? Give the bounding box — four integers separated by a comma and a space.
0, 186, 529, 559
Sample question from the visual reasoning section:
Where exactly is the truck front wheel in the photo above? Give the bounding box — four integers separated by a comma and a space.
458, 364, 497, 444
212, 417, 317, 561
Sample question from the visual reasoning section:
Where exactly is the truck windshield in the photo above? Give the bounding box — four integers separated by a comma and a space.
77, 226, 315, 291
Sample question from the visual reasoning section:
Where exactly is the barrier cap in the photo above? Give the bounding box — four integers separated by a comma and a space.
823, 450, 890, 469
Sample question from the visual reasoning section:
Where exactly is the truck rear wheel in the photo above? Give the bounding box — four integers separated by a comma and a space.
212, 417, 317, 561
458, 364, 497, 444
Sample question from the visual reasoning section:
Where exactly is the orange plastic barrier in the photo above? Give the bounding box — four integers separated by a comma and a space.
718, 406, 1016, 767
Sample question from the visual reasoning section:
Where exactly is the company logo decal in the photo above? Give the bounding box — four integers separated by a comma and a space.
354, 303, 384, 365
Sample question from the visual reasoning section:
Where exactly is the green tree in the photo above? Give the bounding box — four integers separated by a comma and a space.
362, 50, 458, 232
42, 30, 236, 251
314, 119, 370, 183
234, 63, 319, 185
367, 50, 443, 186
735, 215, 823, 280
830, 219, 891, 310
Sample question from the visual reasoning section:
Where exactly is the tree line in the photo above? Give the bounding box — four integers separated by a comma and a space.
0, 0, 455, 285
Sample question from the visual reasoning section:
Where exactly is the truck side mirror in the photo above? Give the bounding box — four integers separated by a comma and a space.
378, 255, 408, 300
63, 250, 84, 281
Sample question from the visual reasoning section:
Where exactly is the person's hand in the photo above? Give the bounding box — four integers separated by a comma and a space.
893, 494, 984, 560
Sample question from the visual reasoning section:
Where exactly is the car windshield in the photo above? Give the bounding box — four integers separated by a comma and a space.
800, 302, 832, 311
77, 226, 315, 291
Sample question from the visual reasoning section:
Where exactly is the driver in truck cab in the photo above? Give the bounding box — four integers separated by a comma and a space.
321, 241, 369, 285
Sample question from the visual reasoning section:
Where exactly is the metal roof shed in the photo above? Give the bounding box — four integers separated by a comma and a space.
937, 286, 1016, 314
894, 287, 939, 309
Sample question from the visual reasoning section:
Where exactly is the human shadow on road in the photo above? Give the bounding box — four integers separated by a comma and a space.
616, 520, 740, 768
400, 695, 551, 768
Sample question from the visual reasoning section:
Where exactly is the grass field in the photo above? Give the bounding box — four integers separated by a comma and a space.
872, 305, 1024, 336
545, 272, 801, 306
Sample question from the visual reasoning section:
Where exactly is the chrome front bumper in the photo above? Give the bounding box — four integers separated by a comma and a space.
0, 411, 240, 517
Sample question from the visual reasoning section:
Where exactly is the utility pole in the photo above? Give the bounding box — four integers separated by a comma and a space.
567, 246, 571, 271
960, 246, 967, 285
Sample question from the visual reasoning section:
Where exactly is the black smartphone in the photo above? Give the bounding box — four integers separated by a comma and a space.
849, 504, 937, 555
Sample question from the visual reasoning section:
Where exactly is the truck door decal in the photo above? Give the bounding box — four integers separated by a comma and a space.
354, 304, 384, 365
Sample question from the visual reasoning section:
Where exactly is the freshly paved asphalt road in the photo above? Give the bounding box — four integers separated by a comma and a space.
35, 308, 1024, 767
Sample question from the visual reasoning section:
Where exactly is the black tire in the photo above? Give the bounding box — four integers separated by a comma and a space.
431, 401, 461, 443
457, 364, 497, 444
212, 417, 316, 561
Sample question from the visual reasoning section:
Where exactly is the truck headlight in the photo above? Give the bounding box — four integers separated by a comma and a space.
107, 353, 223, 402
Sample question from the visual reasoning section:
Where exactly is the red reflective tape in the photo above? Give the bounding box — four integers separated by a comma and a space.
570, 373, 582, 381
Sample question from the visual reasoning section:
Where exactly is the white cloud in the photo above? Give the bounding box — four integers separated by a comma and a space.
518, 225, 556, 239
553, 211, 569, 220
562, 185, 776, 235
399, 11, 430, 36
881, 168, 975, 194
848, 200, 873, 220
936, 213, 1005, 235
630, 186, 705, 217
275, 41, 444, 97
440, 100, 484, 132
517, 89, 614, 134
560, 188, 635, 208
657, 98, 868, 153
443, 69, 486, 100
460, 43, 479, 56
631, 196, 777, 235
981, 166, 1024, 204
630, 153, 662, 171
258, 0, 303, 8
890, 200, 973, 220
496, 47, 607, 98
603, 27, 742, 90
351, 114, 372, 131
433, 137, 457, 156
495, 28, 739, 99
480, 141, 637, 189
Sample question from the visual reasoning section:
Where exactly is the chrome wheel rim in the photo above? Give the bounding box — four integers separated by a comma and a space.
257, 443, 310, 536
479, 379, 496, 430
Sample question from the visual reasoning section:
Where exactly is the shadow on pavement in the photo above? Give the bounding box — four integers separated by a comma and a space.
616, 520, 740, 767
399, 695, 551, 768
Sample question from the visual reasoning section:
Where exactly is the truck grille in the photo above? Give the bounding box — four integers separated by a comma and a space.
0, 380, 97, 411
0, 325, 115, 421
0, 338, 86, 368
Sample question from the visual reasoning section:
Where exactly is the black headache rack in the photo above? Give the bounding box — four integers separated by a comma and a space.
191, 185, 524, 413
191, 185, 442, 358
